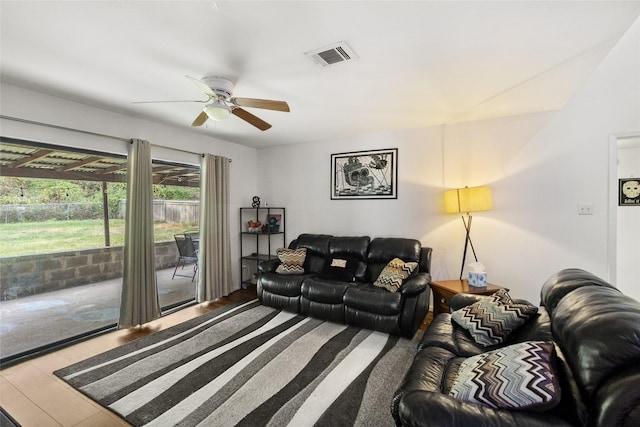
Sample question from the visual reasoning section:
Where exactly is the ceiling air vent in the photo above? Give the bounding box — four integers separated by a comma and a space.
306, 41, 358, 68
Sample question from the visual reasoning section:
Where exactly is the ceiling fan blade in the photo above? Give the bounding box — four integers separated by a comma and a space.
133, 99, 207, 104
191, 110, 209, 127
230, 97, 290, 112
185, 75, 217, 98
232, 108, 272, 131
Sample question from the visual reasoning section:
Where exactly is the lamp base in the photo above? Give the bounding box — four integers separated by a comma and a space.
458, 214, 479, 280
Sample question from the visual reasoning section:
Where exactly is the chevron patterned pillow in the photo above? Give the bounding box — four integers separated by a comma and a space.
449, 341, 561, 411
451, 289, 538, 346
275, 247, 307, 275
373, 257, 418, 292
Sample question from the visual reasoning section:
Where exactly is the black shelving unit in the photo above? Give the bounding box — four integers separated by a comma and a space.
239, 207, 285, 288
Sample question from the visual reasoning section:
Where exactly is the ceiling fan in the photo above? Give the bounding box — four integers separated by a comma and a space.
135, 76, 290, 131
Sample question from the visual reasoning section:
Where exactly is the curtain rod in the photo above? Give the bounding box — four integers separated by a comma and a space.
0, 114, 231, 162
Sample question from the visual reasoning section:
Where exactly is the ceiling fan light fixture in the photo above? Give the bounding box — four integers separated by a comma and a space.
204, 100, 231, 121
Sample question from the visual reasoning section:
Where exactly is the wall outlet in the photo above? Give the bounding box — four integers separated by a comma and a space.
578, 203, 594, 215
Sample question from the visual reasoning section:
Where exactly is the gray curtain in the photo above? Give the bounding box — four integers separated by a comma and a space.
118, 139, 161, 328
197, 154, 232, 302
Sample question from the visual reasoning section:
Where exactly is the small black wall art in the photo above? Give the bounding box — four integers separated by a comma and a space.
331, 148, 398, 200
619, 178, 640, 206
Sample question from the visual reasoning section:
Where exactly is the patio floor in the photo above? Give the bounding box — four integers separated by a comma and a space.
0, 266, 198, 361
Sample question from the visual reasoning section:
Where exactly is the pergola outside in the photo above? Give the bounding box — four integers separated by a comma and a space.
0, 136, 200, 246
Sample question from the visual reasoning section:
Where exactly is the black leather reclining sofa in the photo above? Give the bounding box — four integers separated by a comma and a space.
257, 233, 432, 338
392, 268, 640, 426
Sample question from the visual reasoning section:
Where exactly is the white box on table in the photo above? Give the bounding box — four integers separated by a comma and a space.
468, 272, 487, 287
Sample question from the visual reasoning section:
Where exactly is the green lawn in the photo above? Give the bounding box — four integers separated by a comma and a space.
0, 219, 198, 257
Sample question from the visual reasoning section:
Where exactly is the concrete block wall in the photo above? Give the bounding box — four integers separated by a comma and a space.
0, 241, 178, 300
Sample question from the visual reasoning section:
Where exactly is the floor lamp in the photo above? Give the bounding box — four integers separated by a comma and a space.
444, 186, 493, 280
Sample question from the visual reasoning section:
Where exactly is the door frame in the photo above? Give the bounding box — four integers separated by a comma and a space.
607, 130, 640, 284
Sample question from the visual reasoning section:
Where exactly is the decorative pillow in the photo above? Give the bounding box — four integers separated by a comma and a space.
490, 288, 515, 304
373, 257, 419, 292
275, 247, 307, 275
449, 341, 561, 411
321, 257, 361, 282
451, 289, 538, 346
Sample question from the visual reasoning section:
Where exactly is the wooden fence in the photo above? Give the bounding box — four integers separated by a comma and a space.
119, 200, 200, 223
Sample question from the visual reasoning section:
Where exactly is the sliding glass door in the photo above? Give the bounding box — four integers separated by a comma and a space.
151, 162, 200, 311
0, 138, 200, 364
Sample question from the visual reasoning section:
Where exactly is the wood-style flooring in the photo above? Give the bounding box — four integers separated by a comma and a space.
0, 287, 257, 427
0, 287, 433, 426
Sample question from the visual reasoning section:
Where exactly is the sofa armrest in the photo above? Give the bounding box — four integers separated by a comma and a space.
400, 272, 430, 296
450, 293, 537, 312
258, 258, 281, 274
398, 390, 572, 427
449, 293, 487, 311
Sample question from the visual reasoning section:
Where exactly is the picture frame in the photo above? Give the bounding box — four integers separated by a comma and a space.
266, 214, 282, 232
619, 178, 640, 206
331, 148, 398, 199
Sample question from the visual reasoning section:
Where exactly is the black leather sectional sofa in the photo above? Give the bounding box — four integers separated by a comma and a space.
257, 233, 432, 338
392, 268, 640, 426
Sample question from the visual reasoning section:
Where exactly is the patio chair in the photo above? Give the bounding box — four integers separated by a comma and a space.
184, 229, 199, 253
172, 233, 198, 281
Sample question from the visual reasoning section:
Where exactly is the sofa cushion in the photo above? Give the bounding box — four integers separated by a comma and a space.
450, 341, 561, 411
301, 277, 352, 304
292, 234, 332, 274
328, 236, 370, 259
451, 289, 538, 347
419, 313, 493, 357
259, 272, 308, 297
373, 257, 419, 292
540, 268, 617, 315
366, 237, 421, 281
324, 236, 370, 281
344, 283, 403, 315
275, 247, 307, 274
293, 233, 332, 254
320, 256, 362, 282
550, 285, 640, 398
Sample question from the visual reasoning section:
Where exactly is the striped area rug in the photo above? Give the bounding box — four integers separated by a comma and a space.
55, 299, 422, 426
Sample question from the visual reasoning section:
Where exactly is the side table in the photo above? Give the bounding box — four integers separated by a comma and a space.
429, 279, 508, 315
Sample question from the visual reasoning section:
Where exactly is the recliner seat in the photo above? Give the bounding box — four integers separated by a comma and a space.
392, 268, 640, 427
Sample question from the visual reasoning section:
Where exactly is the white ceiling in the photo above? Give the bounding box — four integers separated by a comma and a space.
1, 1, 639, 149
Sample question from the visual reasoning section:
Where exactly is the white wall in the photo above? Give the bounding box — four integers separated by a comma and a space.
2, 17, 638, 304
257, 17, 640, 304
0, 82, 259, 290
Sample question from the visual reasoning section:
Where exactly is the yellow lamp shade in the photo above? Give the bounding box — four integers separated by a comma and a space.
444, 186, 492, 213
